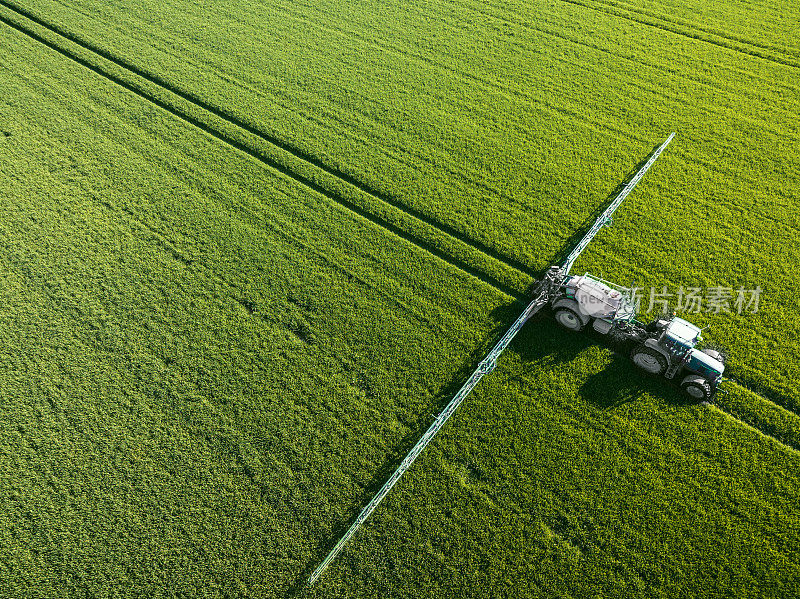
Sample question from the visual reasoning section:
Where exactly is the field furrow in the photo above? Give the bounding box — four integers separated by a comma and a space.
558, 0, 800, 68
1, 0, 799, 596
587, 0, 800, 58
586, 0, 800, 59
717, 383, 800, 452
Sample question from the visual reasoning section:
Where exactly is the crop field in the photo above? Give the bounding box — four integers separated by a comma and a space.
0, 0, 798, 596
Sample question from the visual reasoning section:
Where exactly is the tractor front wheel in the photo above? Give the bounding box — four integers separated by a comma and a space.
681, 375, 713, 402
630, 345, 668, 376
554, 307, 585, 332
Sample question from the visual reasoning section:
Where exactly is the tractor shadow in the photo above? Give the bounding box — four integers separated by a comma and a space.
501, 306, 591, 365
578, 352, 689, 409
580, 358, 643, 409
495, 295, 690, 410
291, 139, 678, 593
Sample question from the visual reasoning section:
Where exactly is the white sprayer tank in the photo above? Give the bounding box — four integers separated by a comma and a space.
570, 275, 624, 319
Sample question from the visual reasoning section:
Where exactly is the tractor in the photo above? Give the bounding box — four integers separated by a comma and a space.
550, 271, 725, 401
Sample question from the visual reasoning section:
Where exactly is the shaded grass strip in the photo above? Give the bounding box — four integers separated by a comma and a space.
558, 0, 800, 69
0, 0, 538, 284
717, 382, 800, 452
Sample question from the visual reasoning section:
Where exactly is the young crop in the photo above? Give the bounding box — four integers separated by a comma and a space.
0, 0, 798, 596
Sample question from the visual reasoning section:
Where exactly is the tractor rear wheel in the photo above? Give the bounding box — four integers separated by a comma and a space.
630, 345, 668, 375
681, 375, 712, 401
554, 307, 585, 332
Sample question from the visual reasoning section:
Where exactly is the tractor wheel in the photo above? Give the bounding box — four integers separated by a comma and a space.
702, 349, 726, 365
554, 307, 586, 332
681, 375, 712, 401
630, 345, 668, 375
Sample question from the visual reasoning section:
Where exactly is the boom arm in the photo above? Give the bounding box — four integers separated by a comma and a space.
307, 133, 675, 585
562, 132, 675, 274
307, 275, 557, 585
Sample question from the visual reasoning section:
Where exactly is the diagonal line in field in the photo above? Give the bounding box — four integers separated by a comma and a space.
0, 9, 524, 297
557, 0, 800, 70
0, 0, 539, 284
727, 377, 800, 420
585, 0, 800, 60
707, 404, 799, 454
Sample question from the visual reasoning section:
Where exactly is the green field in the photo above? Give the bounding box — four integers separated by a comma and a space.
0, 0, 798, 596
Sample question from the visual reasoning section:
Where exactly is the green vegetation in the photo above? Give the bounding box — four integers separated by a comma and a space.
0, 0, 798, 597
4, 0, 798, 401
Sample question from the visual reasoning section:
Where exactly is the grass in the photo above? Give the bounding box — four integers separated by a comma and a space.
0, 30, 505, 595
0, 0, 798, 596
4, 0, 798, 401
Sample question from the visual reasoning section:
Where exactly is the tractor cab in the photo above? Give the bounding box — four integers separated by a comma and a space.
660, 317, 703, 352
656, 316, 725, 386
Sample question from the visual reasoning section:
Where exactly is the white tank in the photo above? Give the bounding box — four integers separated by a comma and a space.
571, 276, 623, 318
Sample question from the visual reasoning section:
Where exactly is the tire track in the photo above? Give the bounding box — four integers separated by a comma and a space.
447, 0, 800, 100
728, 376, 800, 420
587, 0, 800, 60
0, 2, 530, 299
558, 0, 800, 70
712, 378, 800, 453
708, 403, 799, 454
0, 0, 539, 283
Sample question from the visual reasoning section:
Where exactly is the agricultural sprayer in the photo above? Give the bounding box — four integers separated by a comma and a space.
308, 132, 726, 584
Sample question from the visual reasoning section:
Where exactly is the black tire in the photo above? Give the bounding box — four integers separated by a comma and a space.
681, 375, 712, 401
702, 348, 726, 365
554, 307, 586, 332
630, 345, 668, 376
